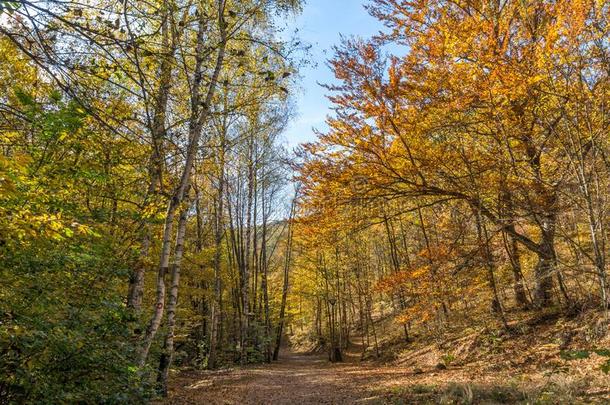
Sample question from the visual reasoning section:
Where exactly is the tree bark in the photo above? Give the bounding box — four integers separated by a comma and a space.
273, 192, 297, 361
474, 209, 509, 329
157, 204, 190, 396
260, 170, 272, 363
499, 189, 530, 309
503, 229, 530, 308
127, 0, 176, 312
208, 103, 228, 370
139, 1, 227, 366
533, 213, 558, 308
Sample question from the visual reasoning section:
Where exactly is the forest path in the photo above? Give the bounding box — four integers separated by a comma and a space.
161, 347, 421, 404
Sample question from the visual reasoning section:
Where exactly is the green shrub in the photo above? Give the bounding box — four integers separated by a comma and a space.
0, 241, 152, 404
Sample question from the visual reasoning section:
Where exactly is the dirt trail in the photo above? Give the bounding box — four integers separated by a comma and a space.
160, 318, 610, 405
160, 347, 610, 404
162, 349, 424, 404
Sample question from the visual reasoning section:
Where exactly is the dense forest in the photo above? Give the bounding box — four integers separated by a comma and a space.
1, 0, 610, 404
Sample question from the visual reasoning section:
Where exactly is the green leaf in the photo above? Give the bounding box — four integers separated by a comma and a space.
601, 359, 610, 374
560, 350, 590, 361
593, 349, 610, 357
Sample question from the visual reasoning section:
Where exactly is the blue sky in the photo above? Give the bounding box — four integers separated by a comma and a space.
280, 0, 383, 149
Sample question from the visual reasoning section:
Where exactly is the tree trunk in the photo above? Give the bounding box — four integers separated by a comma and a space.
240, 134, 254, 364
499, 188, 530, 309
127, 0, 176, 313
475, 209, 509, 329
506, 231, 530, 308
208, 111, 227, 370
260, 173, 272, 363
139, 1, 227, 366
534, 214, 557, 308
157, 205, 190, 396
273, 192, 297, 361
382, 211, 410, 341
575, 142, 609, 312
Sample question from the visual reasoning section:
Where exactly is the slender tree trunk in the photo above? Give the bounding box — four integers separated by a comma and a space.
417, 206, 449, 317
260, 174, 272, 363
251, 147, 259, 316
363, 265, 380, 358
208, 115, 227, 370
240, 134, 254, 364
382, 211, 410, 341
139, 2, 227, 366
273, 193, 297, 360
575, 143, 609, 312
157, 204, 190, 396
139, 197, 177, 367
504, 229, 530, 308
499, 188, 530, 309
127, 0, 176, 312
194, 188, 207, 342
475, 209, 509, 329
